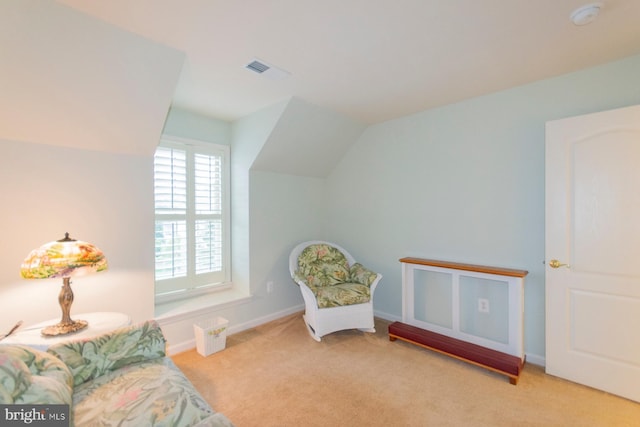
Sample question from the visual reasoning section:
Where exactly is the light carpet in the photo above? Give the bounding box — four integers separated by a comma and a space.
172, 313, 639, 427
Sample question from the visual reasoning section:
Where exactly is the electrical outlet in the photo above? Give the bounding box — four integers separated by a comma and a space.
478, 298, 490, 313
267, 281, 274, 293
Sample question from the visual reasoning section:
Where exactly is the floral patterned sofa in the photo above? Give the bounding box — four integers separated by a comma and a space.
0, 320, 233, 426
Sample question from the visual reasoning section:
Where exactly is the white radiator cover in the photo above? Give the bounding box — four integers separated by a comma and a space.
401, 258, 526, 359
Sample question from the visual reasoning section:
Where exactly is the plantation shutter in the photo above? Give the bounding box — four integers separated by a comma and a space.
154, 140, 229, 297
194, 153, 223, 275
154, 147, 188, 282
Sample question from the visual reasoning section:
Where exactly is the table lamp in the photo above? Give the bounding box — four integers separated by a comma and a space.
20, 232, 108, 337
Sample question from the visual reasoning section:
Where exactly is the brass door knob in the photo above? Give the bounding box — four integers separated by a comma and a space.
549, 259, 570, 269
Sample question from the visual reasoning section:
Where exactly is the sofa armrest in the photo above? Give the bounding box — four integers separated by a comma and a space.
0, 345, 73, 405
47, 320, 166, 387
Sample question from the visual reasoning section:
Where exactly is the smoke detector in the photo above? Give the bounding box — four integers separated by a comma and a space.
244, 58, 291, 80
570, 3, 603, 26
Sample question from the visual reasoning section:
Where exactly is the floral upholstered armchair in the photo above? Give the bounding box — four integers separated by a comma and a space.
289, 241, 382, 341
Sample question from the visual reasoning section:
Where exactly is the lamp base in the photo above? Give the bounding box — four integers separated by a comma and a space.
41, 319, 88, 337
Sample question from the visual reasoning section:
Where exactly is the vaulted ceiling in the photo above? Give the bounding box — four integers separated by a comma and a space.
57, 0, 640, 124
1, 1, 183, 155
3, 1, 640, 161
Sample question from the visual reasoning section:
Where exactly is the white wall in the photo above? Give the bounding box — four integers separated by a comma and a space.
324, 54, 640, 362
0, 0, 180, 337
0, 139, 154, 330
251, 97, 366, 177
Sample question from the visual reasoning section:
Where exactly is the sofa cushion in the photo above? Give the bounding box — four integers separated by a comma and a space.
72, 357, 231, 427
47, 320, 166, 387
0, 344, 73, 405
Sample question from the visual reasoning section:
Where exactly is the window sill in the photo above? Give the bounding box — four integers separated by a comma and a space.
155, 282, 233, 305
154, 287, 252, 323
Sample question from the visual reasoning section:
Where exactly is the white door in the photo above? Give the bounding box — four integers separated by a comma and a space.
545, 104, 640, 402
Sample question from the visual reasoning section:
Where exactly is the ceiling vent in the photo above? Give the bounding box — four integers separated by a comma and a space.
244, 58, 291, 80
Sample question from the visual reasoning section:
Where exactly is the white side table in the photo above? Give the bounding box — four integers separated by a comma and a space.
2, 312, 131, 351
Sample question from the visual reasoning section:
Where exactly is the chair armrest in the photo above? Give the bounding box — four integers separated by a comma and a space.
369, 273, 382, 296
47, 320, 166, 387
349, 263, 379, 287
294, 280, 318, 307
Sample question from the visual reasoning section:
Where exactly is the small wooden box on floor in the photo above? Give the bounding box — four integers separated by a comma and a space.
389, 321, 524, 384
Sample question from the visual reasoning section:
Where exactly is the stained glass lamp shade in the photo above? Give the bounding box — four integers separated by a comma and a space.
20, 233, 108, 337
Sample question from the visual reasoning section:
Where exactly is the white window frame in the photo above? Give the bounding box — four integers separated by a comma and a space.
154, 135, 231, 304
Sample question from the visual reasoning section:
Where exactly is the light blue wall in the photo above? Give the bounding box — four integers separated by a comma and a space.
249, 170, 325, 305
159, 103, 323, 344
154, 56, 640, 357
156, 104, 312, 349
324, 54, 640, 360
231, 100, 289, 295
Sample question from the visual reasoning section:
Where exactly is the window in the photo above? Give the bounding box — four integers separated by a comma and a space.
154, 136, 230, 302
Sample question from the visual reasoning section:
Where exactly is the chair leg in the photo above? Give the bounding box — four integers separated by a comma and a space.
303, 314, 322, 342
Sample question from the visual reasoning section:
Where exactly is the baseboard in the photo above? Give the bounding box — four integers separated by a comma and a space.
224, 304, 304, 336
524, 352, 545, 367
165, 304, 304, 355
374, 309, 401, 323
168, 338, 198, 355
165, 305, 547, 367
